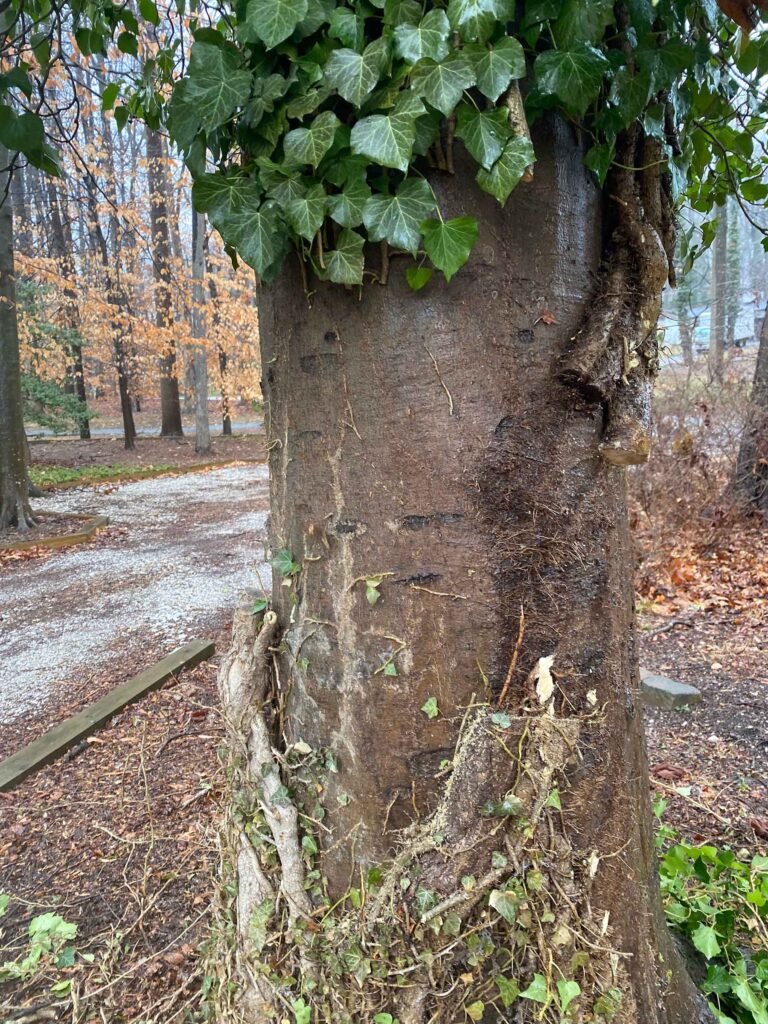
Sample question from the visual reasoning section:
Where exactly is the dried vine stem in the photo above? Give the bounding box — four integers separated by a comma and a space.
559, 118, 676, 467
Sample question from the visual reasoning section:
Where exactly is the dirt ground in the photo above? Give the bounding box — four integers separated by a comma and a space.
0, 641, 226, 1023
28, 432, 266, 473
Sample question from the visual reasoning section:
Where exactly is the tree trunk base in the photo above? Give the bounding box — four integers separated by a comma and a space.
212, 603, 714, 1024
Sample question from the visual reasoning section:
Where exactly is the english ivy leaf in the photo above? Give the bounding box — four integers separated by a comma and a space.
476, 136, 536, 205
324, 37, 389, 107
394, 9, 450, 64
185, 42, 251, 132
192, 173, 262, 220
329, 7, 364, 50
245, 0, 309, 48
552, 0, 614, 47
327, 178, 372, 228
520, 973, 549, 1004
556, 979, 581, 1013
285, 183, 327, 240
610, 65, 654, 126
421, 696, 439, 718
167, 80, 200, 149
323, 228, 365, 284
534, 45, 610, 116
234, 202, 288, 278
489, 888, 518, 924
384, 0, 422, 25
272, 547, 301, 575
405, 265, 433, 290
465, 1003, 484, 1022
692, 924, 721, 960
351, 93, 425, 171
411, 52, 476, 116
284, 110, 340, 167
448, 0, 513, 41
471, 36, 526, 100
455, 104, 510, 169
584, 140, 615, 185
495, 975, 520, 1008
362, 177, 436, 253
420, 216, 478, 281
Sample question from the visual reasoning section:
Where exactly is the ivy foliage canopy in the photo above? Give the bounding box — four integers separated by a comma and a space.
3, 0, 768, 286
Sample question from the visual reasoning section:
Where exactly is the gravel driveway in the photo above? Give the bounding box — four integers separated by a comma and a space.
0, 463, 270, 724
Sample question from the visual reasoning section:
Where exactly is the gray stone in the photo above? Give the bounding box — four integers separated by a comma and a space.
640, 668, 702, 710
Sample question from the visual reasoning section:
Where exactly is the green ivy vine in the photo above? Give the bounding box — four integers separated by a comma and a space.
4, 1, 768, 288
152, 0, 768, 288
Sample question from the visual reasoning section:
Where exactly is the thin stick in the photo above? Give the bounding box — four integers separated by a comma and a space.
423, 343, 454, 415
498, 605, 525, 706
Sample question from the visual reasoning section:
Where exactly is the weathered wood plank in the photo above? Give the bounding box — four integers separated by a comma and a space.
0, 638, 215, 792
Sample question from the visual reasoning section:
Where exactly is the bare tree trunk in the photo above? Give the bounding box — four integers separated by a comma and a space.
218, 125, 710, 1024
207, 269, 232, 435
708, 207, 727, 382
191, 208, 211, 453
80, 66, 136, 450
675, 282, 693, 368
0, 145, 35, 529
733, 308, 768, 514
146, 128, 184, 437
47, 178, 90, 439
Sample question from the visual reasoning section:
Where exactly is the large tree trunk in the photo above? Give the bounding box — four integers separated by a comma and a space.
219, 124, 710, 1023
146, 128, 184, 437
0, 146, 35, 529
733, 308, 768, 514
708, 208, 727, 382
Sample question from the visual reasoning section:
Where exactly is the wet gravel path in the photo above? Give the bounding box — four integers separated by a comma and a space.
0, 463, 270, 724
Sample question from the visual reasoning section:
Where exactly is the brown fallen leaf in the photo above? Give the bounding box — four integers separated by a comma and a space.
749, 816, 768, 839
651, 762, 688, 781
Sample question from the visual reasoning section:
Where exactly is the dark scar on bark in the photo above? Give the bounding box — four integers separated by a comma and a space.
328, 519, 367, 537
399, 513, 464, 530
300, 353, 341, 374
393, 572, 443, 586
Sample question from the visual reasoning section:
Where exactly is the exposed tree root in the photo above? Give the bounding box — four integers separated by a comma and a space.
214, 609, 640, 1023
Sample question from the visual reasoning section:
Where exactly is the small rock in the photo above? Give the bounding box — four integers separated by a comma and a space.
640, 668, 702, 711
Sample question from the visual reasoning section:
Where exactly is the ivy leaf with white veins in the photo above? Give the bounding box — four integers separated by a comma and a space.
448, 0, 509, 28
185, 42, 251, 132
351, 93, 426, 172
455, 105, 510, 170
471, 36, 526, 101
324, 37, 389, 107
420, 216, 479, 281
363, 177, 436, 254
283, 110, 340, 168
411, 52, 476, 116
322, 228, 365, 284
285, 183, 327, 240
534, 44, 610, 116
245, 0, 308, 49
327, 178, 372, 228
394, 9, 450, 64
192, 172, 262, 221
476, 136, 536, 205
231, 201, 286, 277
